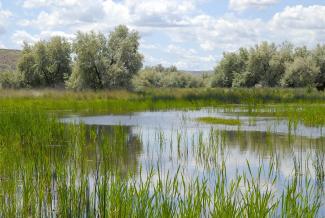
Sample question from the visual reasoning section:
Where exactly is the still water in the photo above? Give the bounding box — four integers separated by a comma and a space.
62, 108, 325, 214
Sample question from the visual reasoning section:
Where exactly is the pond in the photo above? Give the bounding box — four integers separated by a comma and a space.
62, 108, 325, 215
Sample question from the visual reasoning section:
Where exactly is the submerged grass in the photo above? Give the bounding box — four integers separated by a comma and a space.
196, 117, 241, 125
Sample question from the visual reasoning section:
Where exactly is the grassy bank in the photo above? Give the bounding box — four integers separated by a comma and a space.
1, 88, 324, 126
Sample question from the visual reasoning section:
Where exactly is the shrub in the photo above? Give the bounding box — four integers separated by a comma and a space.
132, 68, 204, 90
0, 71, 24, 89
281, 57, 319, 88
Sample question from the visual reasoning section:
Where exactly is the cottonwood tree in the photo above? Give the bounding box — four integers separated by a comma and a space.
268, 42, 294, 87
67, 25, 143, 90
281, 56, 319, 87
211, 41, 325, 89
67, 31, 108, 89
18, 37, 71, 87
313, 44, 325, 90
47, 36, 72, 85
106, 25, 143, 88
18, 43, 40, 87
247, 42, 278, 87
211, 48, 248, 87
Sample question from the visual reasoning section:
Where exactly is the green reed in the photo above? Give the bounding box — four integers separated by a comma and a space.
0, 89, 324, 217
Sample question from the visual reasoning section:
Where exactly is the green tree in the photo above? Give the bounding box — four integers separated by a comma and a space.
33, 41, 50, 86
105, 25, 143, 88
67, 31, 108, 89
281, 56, 319, 87
247, 42, 277, 87
67, 25, 143, 90
268, 42, 294, 86
211, 48, 248, 87
18, 43, 40, 87
18, 37, 71, 87
47, 36, 72, 86
313, 44, 325, 90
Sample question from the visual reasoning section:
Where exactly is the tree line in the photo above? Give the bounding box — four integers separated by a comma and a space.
1, 25, 143, 90
211, 42, 325, 90
0, 25, 325, 90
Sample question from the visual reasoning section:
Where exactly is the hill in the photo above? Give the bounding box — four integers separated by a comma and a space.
0, 49, 21, 72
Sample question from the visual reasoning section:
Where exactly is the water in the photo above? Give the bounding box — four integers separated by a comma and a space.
62, 108, 325, 215
62, 109, 324, 138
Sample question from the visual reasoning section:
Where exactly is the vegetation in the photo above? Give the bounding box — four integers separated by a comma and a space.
132, 65, 204, 90
1, 23, 324, 217
67, 25, 143, 90
2, 28, 325, 91
0, 25, 143, 90
211, 42, 325, 90
0, 71, 24, 88
196, 117, 241, 125
0, 91, 324, 216
18, 37, 71, 87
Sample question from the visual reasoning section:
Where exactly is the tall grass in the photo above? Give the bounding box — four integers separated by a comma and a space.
0, 89, 324, 217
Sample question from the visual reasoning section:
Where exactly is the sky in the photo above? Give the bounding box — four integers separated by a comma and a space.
0, 0, 324, 70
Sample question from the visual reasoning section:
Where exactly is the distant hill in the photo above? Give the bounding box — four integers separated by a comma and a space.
0, 49, 21, 72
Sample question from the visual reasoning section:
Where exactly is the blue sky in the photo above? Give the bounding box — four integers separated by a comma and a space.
0, 0, 324, 70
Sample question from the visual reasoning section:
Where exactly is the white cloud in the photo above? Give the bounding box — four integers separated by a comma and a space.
20, 0, 200, 31
165, 44, 215, 70
229, 0, 280, 11
23, 0, 50, 8
11, 30, 39, 46
20, 0, 130, 34
126, 0, 197, 27
22, 0, 81, 8
11, 30, 75, 47
269, 5, 325, 45
0, 9, 12, 35
8, 1, 325, 70
271, 5, 325, 30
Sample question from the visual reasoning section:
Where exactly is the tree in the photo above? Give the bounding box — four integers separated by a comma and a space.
18, 43, 39, 87
33, 41, 51, 86
67, 25, 143, 90
18, 37, 71, 87
67, 31, 108, 89
247, 42, 278, 87
268, 41, 294, 87
211, 48, 248, 87
47, 36, 72, 86
281, 56, 319, 87
313, 44, 325, 90
294, 46, 310, 58
105, 25, 143, 88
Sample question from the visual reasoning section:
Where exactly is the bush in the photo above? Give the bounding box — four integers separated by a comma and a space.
281, 57, 319, 88
0, 71, 24, 89
132, 68, 204, 90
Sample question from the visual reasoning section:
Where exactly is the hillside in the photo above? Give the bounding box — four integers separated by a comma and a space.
0, 49, 21, 72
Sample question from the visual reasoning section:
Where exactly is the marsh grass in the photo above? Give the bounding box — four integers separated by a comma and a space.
0, 88, 324, 217
196, 117, 241, 125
